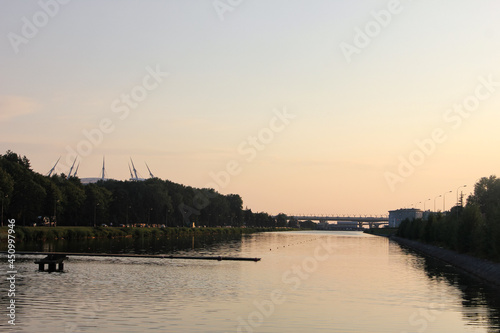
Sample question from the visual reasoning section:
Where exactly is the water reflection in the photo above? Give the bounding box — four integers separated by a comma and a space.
396, 241, 500, 331
2, 231, 500, 332
13, 232, 246, 255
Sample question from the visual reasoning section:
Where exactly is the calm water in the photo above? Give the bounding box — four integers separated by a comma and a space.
1, 231, 500, 332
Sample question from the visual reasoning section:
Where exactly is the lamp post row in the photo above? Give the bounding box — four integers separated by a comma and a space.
416, 185, 467, 212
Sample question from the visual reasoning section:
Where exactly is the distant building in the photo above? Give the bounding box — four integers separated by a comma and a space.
388, 208, 423, 227
336, 221, 359, 228
317, 220, 360, 230
317, 221, 330, 230
80, 177, 110, 184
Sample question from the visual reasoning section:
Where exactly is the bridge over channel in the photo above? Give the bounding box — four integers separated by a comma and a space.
290, 215, 389, 229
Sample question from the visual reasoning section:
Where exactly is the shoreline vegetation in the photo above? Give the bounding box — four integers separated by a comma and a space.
0, 150, 295, 229
0, 226, 289, 243
396, 194, 500, 263
375, 176, 500, 263
365, 175, 500, 289
366, 230, 500, 290
392, 236, 500, 289
367, 176, 500, 288
363, 227, 397, 237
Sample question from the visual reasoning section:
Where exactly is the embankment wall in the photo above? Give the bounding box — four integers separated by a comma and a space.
391, 236, 500, 289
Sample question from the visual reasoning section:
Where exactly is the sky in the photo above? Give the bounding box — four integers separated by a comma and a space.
1, 0, 500, 216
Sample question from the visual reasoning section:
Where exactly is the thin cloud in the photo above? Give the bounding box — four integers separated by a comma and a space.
0, 95, 39, 122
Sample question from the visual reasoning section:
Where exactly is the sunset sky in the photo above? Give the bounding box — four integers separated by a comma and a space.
1, 0, 500, 216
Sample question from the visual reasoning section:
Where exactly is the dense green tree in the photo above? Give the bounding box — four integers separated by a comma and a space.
36, 173, 63, 222
288, 217, 299, 228
0, 167, 14, 226
0, 150, 291, 230
398, 176, 500, 262
243, 208, 255, 227
0, 151, 46, 225
227, 194, 244, 226
83, 183, 112, 226
457, 203, 483, 254
299, 220, 317, 229
466, 176, 500, 259
254, 212, 275, 228
57, 176, 86, 226
276, 213, 288, 228
423, 213, 435, 243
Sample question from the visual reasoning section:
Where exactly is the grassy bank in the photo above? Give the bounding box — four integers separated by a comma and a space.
0, 226, 276, 242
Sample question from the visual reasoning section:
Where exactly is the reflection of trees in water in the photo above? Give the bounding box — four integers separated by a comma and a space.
401, 245, 500, 331
17, 233, 245, 255
138, 233, 245, 255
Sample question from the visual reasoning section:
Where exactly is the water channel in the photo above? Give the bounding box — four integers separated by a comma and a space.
1, 231, 499, 332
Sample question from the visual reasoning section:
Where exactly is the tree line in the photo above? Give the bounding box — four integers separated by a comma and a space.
0, 151, 290, 228
397, 175, 500, 262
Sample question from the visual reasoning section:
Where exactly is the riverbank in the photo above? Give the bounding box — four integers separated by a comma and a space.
363, 227, 398, 237
390, 235, 500, 289
0, 226, 282, 242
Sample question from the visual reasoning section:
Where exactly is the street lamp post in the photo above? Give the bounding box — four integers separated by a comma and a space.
126, 205, 131, 226
94, 202, 99, 227
53, 199, 59, 227
165, 207, 170, 227
443, 190, 452, 212
147, 208, 153, 226
434, 195, 441, 212
424, 198, 431, 211
456, 185, 467, 207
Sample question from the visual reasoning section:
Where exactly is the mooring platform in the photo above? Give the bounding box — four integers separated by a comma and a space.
34, 254, 68, 272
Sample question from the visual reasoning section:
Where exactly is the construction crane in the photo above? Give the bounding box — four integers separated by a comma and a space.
68, 157, 77, 178
47, 157, 61, 177
145, 162, 155, 178
101, 157, 106, 181
73, 162, 80, 178
130, 158, 139, 181
128, 163, 134, 180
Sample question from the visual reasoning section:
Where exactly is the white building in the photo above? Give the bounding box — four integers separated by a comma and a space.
388, 208, 423, 227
